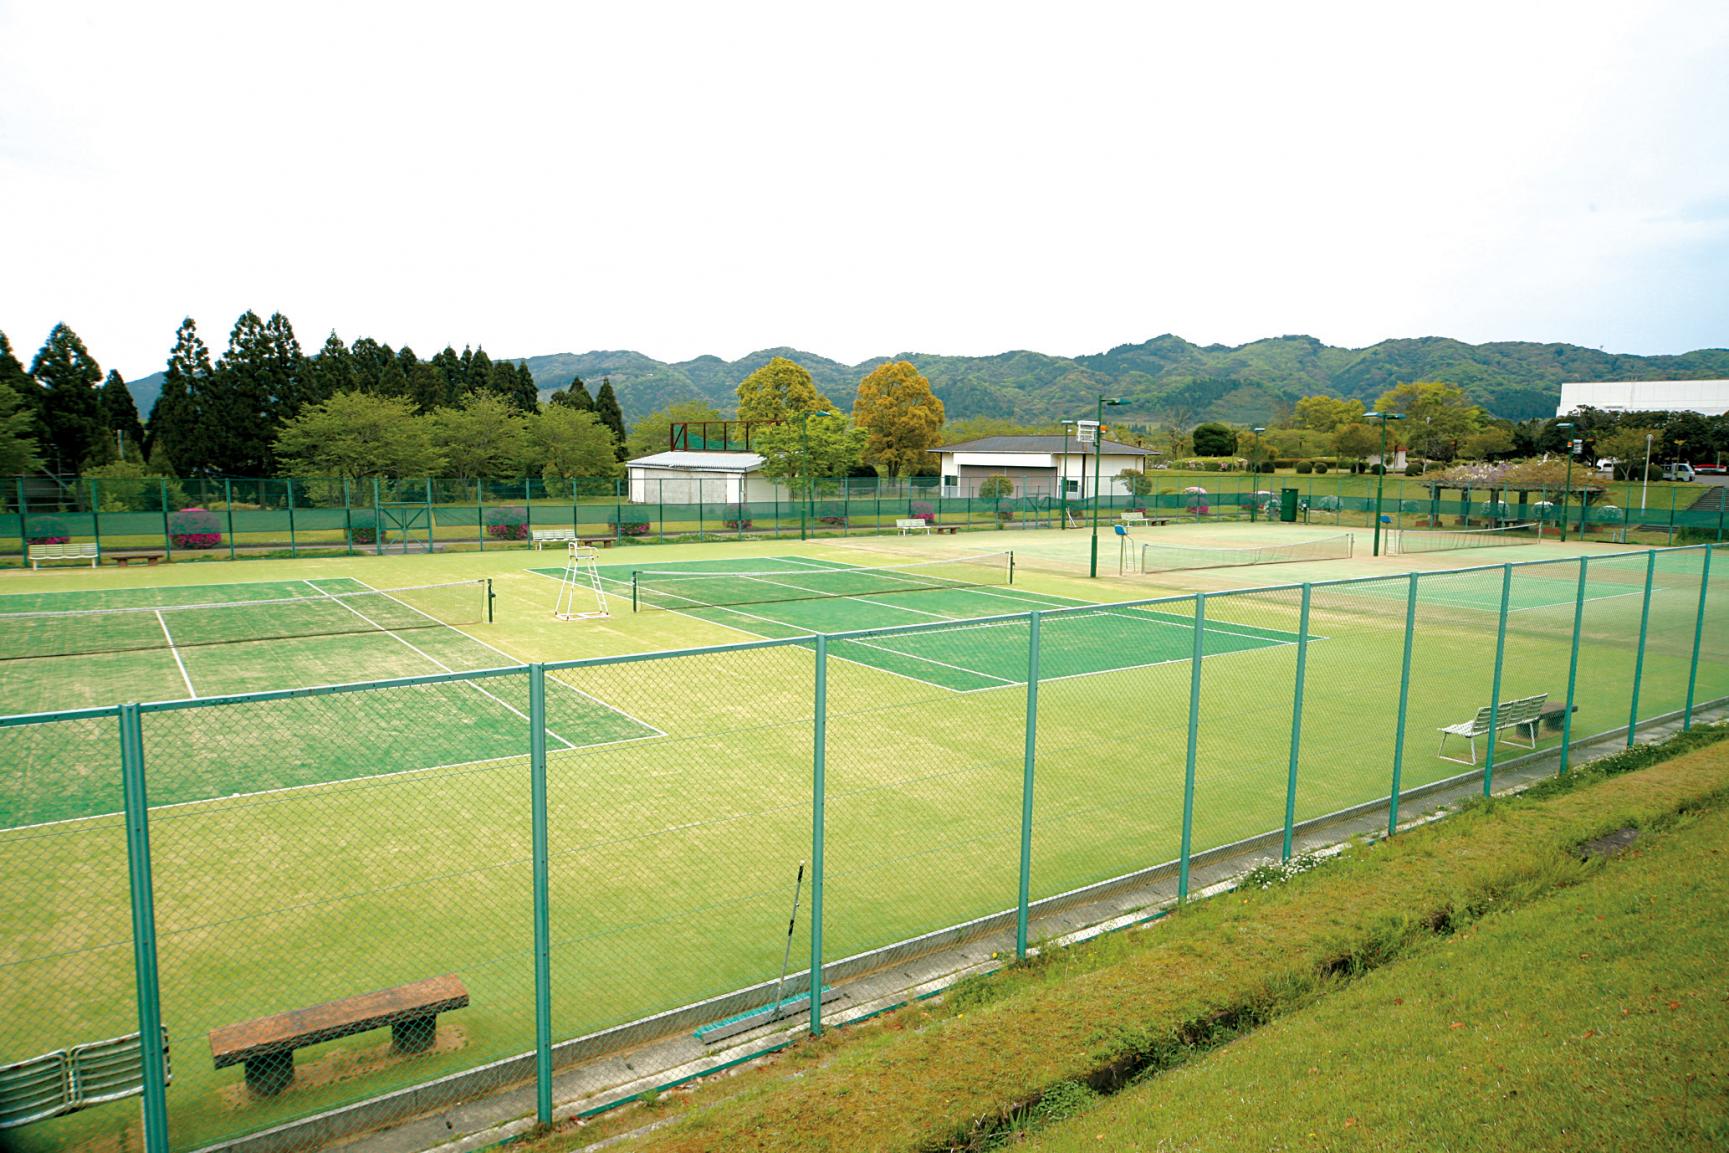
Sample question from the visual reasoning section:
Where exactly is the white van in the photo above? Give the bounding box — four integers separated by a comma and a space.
1661, 462, 1696, 482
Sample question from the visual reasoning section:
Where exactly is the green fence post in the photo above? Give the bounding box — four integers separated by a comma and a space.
160, 480, 173, 561
14, 477, 27, 563
1178, 594, 1205, 902
1389, 571, 1419, 834
810, 634, 827, 1036
372, 476, 384, 555
342, 478, 354, 556
90, 479, 104, 561
477, 489, 486, 551
1482, 564, 1513, 796
1281, 585, 1311, 861
1626, 549, 1657, 746
120, 704, 170, 1153
1667, 487, 1676, 546
528, 665, 553, 1125
1718, 494, 1726, 543
1560, 557, 1588, 774
287, 478, 298, 558
1684, 547, 1713, 730
1016, 611, 1040, 959
524, 478, 534, 540
223, 478, 237, 560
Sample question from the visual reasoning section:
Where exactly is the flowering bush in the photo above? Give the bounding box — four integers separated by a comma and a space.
608, 514, 651, 537
169, 507, 222, 550
26, 517, 69, 545
910, 501, 935, 523
485, 505, 528, 540
722, 504, 753, 530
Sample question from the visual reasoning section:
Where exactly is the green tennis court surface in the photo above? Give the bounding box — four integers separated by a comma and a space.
0, 576, 660, 828
535, 555, 1312, 692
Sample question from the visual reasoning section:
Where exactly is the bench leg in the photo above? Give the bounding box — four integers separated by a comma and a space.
244, 1054, 294, 1095
391, 1013, 439, 1054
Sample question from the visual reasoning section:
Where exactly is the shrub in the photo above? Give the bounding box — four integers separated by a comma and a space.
722, 504, 752, 530
26, 517, 69, 545
608, 512, 651, 537
1371, 463, 1387, 476
1272, 458, 1298, 470
910, 501, 934, 523
996, 508, 1015, 522
1295, 460, 1314, 475
1404, 460, 1426, 477
348, 510, 377, 545
977, 476, 1015, 499
1312, 460, 1331, 474
484, 505, 528, 540
169, 507, 222, 550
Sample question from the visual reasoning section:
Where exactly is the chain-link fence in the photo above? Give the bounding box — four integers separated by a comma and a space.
1, 543, 1724, 1151
8, 473, 1721, 566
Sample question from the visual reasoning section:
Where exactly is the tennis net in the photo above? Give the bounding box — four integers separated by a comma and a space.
0, 579, 492, 662
631, 554, 1013, 611
1391, 523, 1541, 555
1140, 534, 1355, 573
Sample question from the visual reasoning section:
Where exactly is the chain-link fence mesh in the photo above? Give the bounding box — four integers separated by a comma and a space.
3, 543, 1725, 1151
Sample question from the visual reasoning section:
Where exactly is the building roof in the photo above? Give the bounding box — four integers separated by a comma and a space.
932, 436, 1153, 455
626, 451, 765, 472
1558, 380, 1729, 417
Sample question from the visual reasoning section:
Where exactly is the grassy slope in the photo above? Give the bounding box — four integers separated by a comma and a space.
542, 728, 1729, 1153
1027, 788, 1729, 1150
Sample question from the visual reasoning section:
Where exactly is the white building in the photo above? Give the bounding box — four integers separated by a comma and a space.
625, 451, 793, 504
929, 436, 1156, 499
1557, 380, 1729, 418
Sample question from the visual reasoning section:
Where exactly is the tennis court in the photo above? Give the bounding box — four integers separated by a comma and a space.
534, 554, 1314, 692
0, 576, 661, 827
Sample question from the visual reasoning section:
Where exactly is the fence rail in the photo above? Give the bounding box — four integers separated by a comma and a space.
0, 543, 1724, 1152
4, 473, 1721, 564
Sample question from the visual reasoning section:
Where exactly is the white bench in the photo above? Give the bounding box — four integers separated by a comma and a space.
0, 1028, 169, 1129
1437, 693, 1548, 765
28, 542, 99, 569
1119, 511, 1148, 527
896, 518, 931, 535
531, 528, 578, 550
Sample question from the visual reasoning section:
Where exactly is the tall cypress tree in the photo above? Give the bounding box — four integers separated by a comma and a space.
515, 362, 539, 412
99, 370, 146, 461
30, 323, 105, 472
594, 377, 628, 460
0, 331, 44, 438
262, 312, 306, 421
467, 348, 494, 397
205, 311, 276, 474
550, 375, 596, 412
432, 346, 465, 399
150, 317, 212, 473
348, 338, 395, 393
485, 359, 536, 413
305, 330, 353, 403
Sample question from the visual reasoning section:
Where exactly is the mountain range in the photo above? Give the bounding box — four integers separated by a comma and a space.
125, 334, 1729, 428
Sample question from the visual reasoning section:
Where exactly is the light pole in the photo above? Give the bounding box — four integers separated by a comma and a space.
1249, 425, 1267, 521
1641, 432, 1653, 510
1554, 422, 1575, 542
1089, 397, 1124, 578
1060, 420, 1076, 529
1364, 411, 1404, 557
798, 410, 833, 542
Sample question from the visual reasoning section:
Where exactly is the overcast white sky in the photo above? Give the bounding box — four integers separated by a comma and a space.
2, 1, 1726, 380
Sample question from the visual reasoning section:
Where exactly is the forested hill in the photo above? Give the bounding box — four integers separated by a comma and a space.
126, 334, 1729, 427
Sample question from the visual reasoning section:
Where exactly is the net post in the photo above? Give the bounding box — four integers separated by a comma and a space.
477, 488, 486, 551
1281, 585, 1311, 860
1388, 571, 1419, 834
1008, 551, 1015, 585
810, 634, 827, 1037
1016, 611, 1040, 959
1627, 549, 1657, 745
631, 571, 639, 613
224, 478, 237, 560
120, 704, 170, 1153
1684, 547, 1712, 729
1482, 563, 1513, 795
486, 578, 495, 623
527, 665, 553, 1125
1179, 594, 1205, 903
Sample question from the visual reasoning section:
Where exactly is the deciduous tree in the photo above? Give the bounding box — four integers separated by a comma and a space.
527, 405, 619, 490
736, 356, 830, 423
428, 392, 528, 480
1374, 381, 1483, 460
753, 412, 864, 484
852, 361, 945, 478
626, 400, 724, 460
273, 391, 443, 479
1190, 422, 1237, 457
1290, 395, 1365, 433
0, 372, 42, 475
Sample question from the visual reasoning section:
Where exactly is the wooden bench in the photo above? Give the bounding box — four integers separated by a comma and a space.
932, 524, 961, 534
28, 542, 98, 569
0, 1028, 170, 1129
896, 518, 932, 535
209, 975, 468, 1095
110, 551, 165, 567
531, 528, 578, 549
1437, 693, 1548, 765
578, 535, 615, 548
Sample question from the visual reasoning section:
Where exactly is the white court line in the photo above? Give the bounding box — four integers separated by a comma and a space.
344, 577, 667, 739
838, 637, 1018, 685
775, 554, 1090, 610
302, 580, 577, 750
155, 610, 196, 699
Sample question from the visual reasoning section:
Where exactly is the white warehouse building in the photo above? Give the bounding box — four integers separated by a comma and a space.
1557, 380, 1729, 418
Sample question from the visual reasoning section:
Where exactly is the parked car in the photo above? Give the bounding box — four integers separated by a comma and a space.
1661, 462, 1696, 482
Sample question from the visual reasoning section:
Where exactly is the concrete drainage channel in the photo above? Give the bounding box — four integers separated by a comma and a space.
205, 703, 1725, 1153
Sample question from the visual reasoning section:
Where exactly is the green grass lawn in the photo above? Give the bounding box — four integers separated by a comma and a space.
0, 540, 1722, 1152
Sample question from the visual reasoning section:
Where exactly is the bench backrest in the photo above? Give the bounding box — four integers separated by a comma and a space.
0, 1029, 168, 1130
28, 543, 99, 559
531, 528, 576, 538
1460, 693, 1550, 736
895, 518, 927, 529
